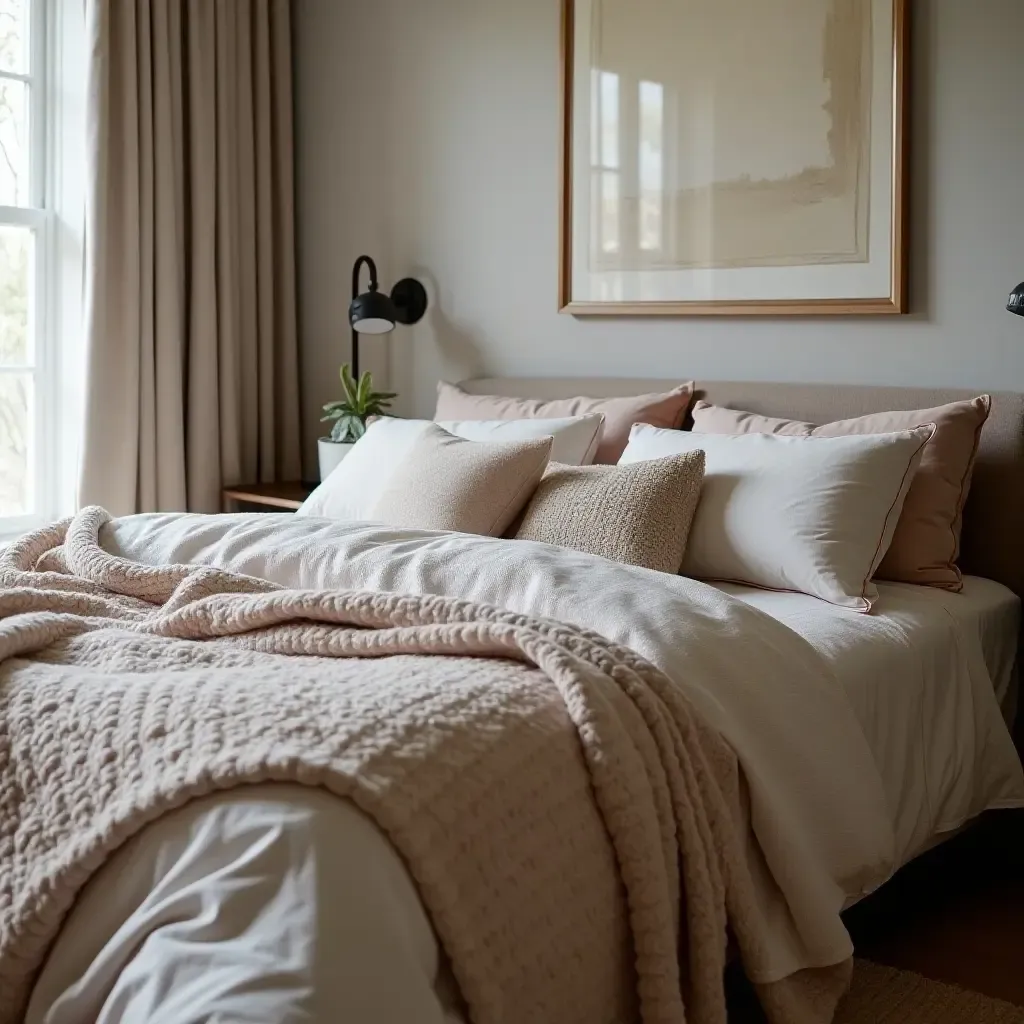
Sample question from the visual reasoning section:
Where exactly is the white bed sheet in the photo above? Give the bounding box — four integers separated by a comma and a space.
27, 786, 465, 1024
712, 575, 1022, 871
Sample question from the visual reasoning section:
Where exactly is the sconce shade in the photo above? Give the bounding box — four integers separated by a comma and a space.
350, 289, 398, 334
1009, 282, 1024, 318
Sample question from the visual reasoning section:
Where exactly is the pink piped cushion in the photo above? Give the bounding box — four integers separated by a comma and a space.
691, 395, 992, 590
435, 381, 694, 464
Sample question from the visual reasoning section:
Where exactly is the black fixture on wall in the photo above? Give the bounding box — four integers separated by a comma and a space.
348, 255, 428, 378
1009, 282, 1024, 318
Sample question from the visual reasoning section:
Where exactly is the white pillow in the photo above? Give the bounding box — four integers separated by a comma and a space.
619, 424, 934, 611
438, 416, 603, 465
298, 415, 603, 522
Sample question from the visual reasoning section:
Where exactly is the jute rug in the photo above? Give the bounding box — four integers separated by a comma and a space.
834, 960, 1024, 1023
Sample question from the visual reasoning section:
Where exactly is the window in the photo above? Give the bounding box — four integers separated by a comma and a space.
638, 80, 664, 253
589, 71, 669, 268
591, 69, 621, 256
0, 0, 81, 537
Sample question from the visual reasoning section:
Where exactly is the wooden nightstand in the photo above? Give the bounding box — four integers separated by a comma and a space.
221, 481, 317, 513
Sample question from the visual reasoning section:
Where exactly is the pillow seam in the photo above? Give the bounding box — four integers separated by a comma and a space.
582, 416, 605, 464
487, 448, 551, 535
671, 384, 696, 427
692, 574, 868, 612
942, 395, 991, 585
859, 428, 935, 611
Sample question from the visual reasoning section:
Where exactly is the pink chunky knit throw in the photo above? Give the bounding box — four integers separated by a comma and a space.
0, 508, 849, 1024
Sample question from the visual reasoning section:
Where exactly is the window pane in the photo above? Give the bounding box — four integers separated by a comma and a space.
0, 77, 28, 205
600, 71, 619, 170
0, 371, 30, 515
0, 226, 31, 364
639, 81, 664, 252
601, 171, 620, 254
0, 0, 29, 75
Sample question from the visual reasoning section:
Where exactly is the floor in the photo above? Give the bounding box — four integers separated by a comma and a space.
727, 808, 1024, 1020
845, 808, 1024, 1005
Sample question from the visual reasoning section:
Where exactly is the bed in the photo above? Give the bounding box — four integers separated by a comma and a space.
715, 577, 1021, 875
10, 379, 1024, 1024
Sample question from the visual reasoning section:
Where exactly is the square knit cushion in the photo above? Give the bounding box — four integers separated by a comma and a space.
515, 451, 705, 574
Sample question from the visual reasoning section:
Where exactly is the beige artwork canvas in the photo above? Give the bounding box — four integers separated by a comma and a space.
593, 0, 870, 270
561, 0, 909, 315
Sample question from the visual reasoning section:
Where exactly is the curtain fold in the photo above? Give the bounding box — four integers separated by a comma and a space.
80, 0, 301, 515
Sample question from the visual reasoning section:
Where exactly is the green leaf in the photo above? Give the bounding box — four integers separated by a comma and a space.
329, 413, 360, 442
357, 372, 372, 409
325, 365, 397, 429
340, 363, 359, 406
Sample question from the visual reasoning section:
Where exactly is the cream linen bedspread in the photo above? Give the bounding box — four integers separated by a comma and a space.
0, 508, 859, 1024
102, 517, 940, 963
102, 512, 1024, 957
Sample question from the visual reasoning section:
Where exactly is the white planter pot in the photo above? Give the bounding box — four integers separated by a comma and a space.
318, 438, 355, 481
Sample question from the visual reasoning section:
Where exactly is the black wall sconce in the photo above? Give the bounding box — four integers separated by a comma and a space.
348, 255, 428, 378
1008, 281, 1024, 318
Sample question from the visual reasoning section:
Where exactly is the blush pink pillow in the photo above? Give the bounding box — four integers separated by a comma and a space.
435, 381, 694, 464
691, 395, 992, 590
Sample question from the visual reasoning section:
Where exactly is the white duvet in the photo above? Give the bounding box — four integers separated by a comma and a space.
717, 577, 1024, 870
27, 513, 1024, 1022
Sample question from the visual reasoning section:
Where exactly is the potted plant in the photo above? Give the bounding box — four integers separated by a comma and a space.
318, 364, 397, 480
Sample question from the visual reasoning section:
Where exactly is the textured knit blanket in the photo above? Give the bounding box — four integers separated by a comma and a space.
0, 508, 849, 1024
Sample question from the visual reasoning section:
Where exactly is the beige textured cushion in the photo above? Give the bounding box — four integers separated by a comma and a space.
515, 453, 705, 573
691, 395, 991, 590
436, 380, 694, 464
300, 416, 600, 523
371, 423, 551, 536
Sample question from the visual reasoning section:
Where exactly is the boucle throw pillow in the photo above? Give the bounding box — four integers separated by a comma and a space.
691, 395, 991, 590
515, 451, 706, 574
371, 423, 551, 536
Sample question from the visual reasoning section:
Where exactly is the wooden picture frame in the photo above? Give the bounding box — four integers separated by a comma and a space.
559, 0, 910, 316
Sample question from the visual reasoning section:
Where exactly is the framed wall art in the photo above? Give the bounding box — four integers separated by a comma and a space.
559, 0, 910, 315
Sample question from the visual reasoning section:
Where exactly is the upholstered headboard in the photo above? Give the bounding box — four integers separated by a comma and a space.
460, 378, 1024, 598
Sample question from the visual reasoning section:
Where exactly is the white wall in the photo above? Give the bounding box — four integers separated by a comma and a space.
295, 0, 1024, 473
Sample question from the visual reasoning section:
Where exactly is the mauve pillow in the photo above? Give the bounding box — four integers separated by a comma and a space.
435, 380, 694, 464
691, 395, 992, 590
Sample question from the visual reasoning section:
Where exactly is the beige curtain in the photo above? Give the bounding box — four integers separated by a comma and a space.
79, 0, 302, 515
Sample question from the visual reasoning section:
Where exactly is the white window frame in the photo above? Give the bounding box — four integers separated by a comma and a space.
0, 0, 83, 540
